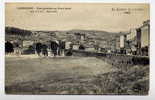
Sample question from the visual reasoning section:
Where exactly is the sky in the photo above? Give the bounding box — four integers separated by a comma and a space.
5, 3, 150, 32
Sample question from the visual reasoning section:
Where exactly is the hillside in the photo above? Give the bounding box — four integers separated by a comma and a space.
5, 26, 128, 48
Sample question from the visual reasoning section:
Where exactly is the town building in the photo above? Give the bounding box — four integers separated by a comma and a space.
137, 20, 150, 56
119, 34, 128, 54
74, 33, 86, 41
126, 29, 137, 55
125, 20, 150, 56
115, 36, 120, 53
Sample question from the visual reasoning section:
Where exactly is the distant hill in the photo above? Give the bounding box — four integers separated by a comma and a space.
5, 26, 128, 48
5, 27, 32, 36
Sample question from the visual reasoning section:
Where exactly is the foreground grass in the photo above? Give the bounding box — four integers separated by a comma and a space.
5, 55, 149, 95
5, 64, 149, 95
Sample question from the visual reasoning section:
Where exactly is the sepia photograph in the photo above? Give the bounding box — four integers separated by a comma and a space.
5, 3, 150, 95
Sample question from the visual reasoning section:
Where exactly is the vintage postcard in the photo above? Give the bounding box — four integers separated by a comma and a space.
5, 3, 150, 95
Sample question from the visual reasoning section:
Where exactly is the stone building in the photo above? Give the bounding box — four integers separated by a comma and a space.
137, 20, 150, 56
126, 20, 150, 56
126, 29, 137, 55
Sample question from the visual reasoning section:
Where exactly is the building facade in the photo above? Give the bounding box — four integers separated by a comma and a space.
139, 20, 150, 56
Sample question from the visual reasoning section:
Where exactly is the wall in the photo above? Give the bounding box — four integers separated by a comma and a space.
72, 50, 149, 66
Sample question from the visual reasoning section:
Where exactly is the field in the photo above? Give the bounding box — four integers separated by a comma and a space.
5, 55, 149, 95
